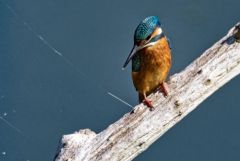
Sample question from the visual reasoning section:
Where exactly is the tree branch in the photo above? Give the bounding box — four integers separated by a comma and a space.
54, 22, 240, 161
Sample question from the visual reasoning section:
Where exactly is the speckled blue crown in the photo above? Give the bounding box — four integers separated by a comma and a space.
134, 16, 161, 41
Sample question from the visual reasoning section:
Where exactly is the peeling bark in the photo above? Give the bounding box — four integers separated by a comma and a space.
54, 22, 240, 161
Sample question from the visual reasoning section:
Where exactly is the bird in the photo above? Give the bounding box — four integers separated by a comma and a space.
122, 16, 172, 110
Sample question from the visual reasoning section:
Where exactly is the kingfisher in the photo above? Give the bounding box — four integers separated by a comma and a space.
122, 16, 172, 109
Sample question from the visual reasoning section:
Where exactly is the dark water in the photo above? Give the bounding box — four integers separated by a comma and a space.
0, 0, 240, 160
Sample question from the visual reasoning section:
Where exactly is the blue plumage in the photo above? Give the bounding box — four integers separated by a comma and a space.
134, 16, 161, 41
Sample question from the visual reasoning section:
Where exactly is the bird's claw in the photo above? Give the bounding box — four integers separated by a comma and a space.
143, 99, 155, 110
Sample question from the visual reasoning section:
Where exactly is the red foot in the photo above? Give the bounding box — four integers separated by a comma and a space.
160, 82, 169, 97
143, 99, 154, 110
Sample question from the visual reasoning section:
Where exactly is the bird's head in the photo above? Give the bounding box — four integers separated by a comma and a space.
123, 16, 163, 69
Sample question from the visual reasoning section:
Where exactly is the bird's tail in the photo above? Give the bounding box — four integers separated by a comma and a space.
138, 93, 144, 103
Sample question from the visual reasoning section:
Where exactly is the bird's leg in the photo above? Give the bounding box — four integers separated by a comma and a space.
160, 82, 169, 97
142, 93, 154, 110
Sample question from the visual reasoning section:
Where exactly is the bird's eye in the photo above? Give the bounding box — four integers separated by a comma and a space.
146, 35, 151, 40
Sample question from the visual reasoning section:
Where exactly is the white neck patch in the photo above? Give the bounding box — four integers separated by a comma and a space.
155, 27, 163, 36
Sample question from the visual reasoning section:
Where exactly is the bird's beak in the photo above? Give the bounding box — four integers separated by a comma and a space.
122, 45, 139, 70
122, 42, 154, 70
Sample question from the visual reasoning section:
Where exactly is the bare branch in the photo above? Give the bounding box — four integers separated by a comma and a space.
54, 22, 240, 161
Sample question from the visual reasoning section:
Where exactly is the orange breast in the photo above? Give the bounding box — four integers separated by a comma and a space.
132, 37, 171, 95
